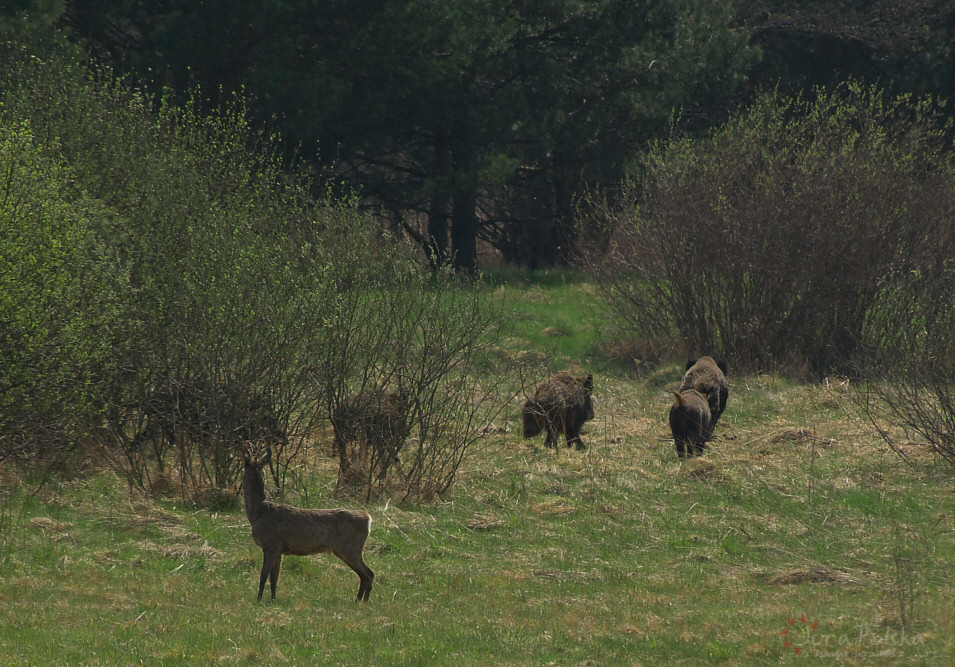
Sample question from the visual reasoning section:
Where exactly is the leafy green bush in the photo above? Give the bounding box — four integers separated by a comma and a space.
0, 35, 509, 500
580, 83, 955, 377
0, 37, 314, 491
0, 120, 126, 462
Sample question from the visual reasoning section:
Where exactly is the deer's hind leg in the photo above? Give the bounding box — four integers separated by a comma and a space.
258, 548, 281, 601
269, 554, 282, 601
335, 549, 374, 603
356, 560, 374, 603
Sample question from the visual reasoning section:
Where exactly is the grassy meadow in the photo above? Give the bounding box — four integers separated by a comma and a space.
1, 271, 954, 665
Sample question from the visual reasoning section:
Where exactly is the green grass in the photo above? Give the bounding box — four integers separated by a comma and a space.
2, 271, 954, 665
481, 267, 622, 378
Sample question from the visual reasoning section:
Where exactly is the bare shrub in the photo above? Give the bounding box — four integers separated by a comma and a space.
106, 377, 289, 496
331, 389, 409, 491
855, 266, 955, 468
579, 83, 955, 377
316, 266, 513, 503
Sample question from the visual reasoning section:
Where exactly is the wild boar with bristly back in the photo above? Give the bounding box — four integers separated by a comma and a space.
522, 372, 595, 450
680, 357, 729, 436
669, 389, 712, 458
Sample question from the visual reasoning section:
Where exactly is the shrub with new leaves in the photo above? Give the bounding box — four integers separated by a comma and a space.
1, 36, 511, 501
581, 83, 955, 376
0, 121, 126, 462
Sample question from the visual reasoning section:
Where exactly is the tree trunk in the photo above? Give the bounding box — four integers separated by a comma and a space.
427, 132, 452, 268
451, 188, 478, 273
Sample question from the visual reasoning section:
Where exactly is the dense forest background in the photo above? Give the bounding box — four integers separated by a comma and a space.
5, 0, 954, 270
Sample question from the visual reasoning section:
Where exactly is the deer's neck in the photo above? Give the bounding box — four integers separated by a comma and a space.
243, 467, 267, 523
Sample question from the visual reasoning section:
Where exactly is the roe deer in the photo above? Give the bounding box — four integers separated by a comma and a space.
242, 448, 374, 602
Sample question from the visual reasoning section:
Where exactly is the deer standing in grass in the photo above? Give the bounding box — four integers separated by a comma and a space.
242, 448, 374, 602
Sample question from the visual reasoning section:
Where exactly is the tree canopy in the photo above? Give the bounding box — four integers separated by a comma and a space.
4, 0, 954, 269
44, 0, 753, 269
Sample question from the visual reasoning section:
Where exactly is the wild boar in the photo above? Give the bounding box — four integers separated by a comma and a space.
669, 389, 713, 458
680, 356, 729, 437
523, 372, 595, 450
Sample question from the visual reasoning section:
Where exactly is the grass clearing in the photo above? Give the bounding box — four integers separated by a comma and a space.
1, 275, 954, 664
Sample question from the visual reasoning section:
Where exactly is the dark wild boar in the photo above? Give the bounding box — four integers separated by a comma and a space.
680, 357, 729, 437
523, 372, 595, 450
669, 389, 713, 458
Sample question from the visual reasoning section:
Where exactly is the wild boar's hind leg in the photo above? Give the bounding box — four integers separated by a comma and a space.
544, 421, 558, 448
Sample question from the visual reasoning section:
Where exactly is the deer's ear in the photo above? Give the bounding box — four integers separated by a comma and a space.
259, 448, 272, 467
